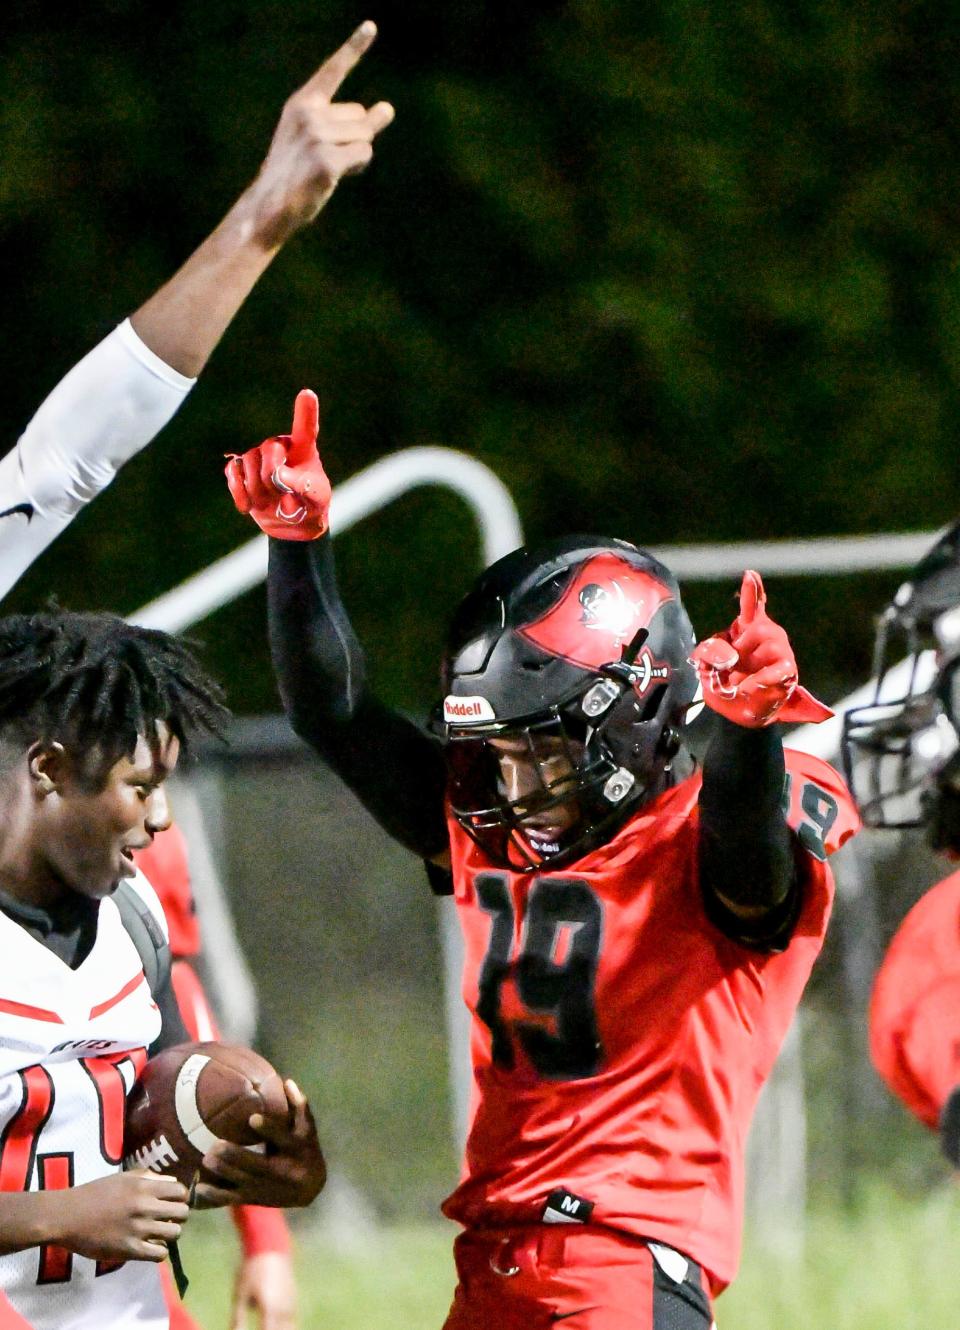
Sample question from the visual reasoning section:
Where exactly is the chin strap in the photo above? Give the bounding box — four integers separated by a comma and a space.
168, 1239, 189, 1298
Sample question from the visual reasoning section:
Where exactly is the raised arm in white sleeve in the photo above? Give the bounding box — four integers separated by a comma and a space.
0, 321, 193, 599
0, 21, 394, 602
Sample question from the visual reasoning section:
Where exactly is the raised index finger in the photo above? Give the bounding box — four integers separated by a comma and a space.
301, 20, 378, 101
736, 569, 765, 626
287, 389, 320, 465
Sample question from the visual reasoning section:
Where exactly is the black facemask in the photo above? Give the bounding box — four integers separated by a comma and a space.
924, 756, 960, 855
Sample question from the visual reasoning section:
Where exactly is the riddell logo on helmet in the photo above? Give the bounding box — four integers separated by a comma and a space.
444, 695, 496, 723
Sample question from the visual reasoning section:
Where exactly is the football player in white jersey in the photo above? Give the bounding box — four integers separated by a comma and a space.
0, 24, 392, 1327
0, 19, 394, 601
0, 608, 326, 1330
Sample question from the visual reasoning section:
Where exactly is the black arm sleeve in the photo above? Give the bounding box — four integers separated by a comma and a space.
698, 718, 800, 951
267, 538, 449, 860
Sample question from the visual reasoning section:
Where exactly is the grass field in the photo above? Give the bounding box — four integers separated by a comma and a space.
179, 1216, 455, 1328
178, 1180, 960, 1329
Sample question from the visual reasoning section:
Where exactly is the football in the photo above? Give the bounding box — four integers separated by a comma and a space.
123, 1041, 289, 1189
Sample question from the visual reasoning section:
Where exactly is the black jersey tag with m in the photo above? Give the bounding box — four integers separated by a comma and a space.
542, 1188, 595, 1225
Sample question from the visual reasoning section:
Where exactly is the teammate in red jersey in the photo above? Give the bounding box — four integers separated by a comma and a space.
844, 519, 960, 1167
135, 824, 297, 1330
868, 874, 960, 1160
227, 393, 859, 1326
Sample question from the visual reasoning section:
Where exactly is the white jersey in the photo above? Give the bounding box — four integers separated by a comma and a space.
0, 317, 193, 1327
0, 320, 194, 602
0, 872, 169, 1330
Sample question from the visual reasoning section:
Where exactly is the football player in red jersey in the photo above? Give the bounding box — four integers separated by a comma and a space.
227, 393, 860, 1327
843, 520, 960, 1168
134, 823, 298, 1330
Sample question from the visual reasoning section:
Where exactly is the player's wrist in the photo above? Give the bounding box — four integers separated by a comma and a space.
0, 1189, 67, 1252
233, 175, 323, 253
36, 1190, 75, 1251
181, 184, 295, 288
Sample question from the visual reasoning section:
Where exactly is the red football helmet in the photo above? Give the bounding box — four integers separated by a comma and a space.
437, 535, 698, 870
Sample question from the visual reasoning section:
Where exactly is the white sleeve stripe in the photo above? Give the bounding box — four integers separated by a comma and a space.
17, 322, 193, 509
0, 320, 195, 602
115, 319, 197, 393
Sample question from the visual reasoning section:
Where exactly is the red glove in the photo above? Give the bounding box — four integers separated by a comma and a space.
225, 389, 331, 540
688, 570, 833, 728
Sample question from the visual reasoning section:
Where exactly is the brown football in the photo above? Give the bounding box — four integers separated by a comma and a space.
123, 1041, 289, 1188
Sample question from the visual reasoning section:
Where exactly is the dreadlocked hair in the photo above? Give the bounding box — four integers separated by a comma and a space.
0, 609, 229, 777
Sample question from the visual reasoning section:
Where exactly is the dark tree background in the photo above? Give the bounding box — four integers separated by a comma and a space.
2, 0, 959, 717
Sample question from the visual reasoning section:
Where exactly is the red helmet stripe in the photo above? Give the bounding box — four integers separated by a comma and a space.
518, 553, 673, 670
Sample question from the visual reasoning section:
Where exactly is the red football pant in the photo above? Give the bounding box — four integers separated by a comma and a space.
160, 1262, 201, 1330
442, 1227, 715, 1330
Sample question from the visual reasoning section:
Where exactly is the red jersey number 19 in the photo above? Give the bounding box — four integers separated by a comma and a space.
475, 874, 604, 1080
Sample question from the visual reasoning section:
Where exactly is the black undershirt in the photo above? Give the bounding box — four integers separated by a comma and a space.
268, 538, 801, 951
